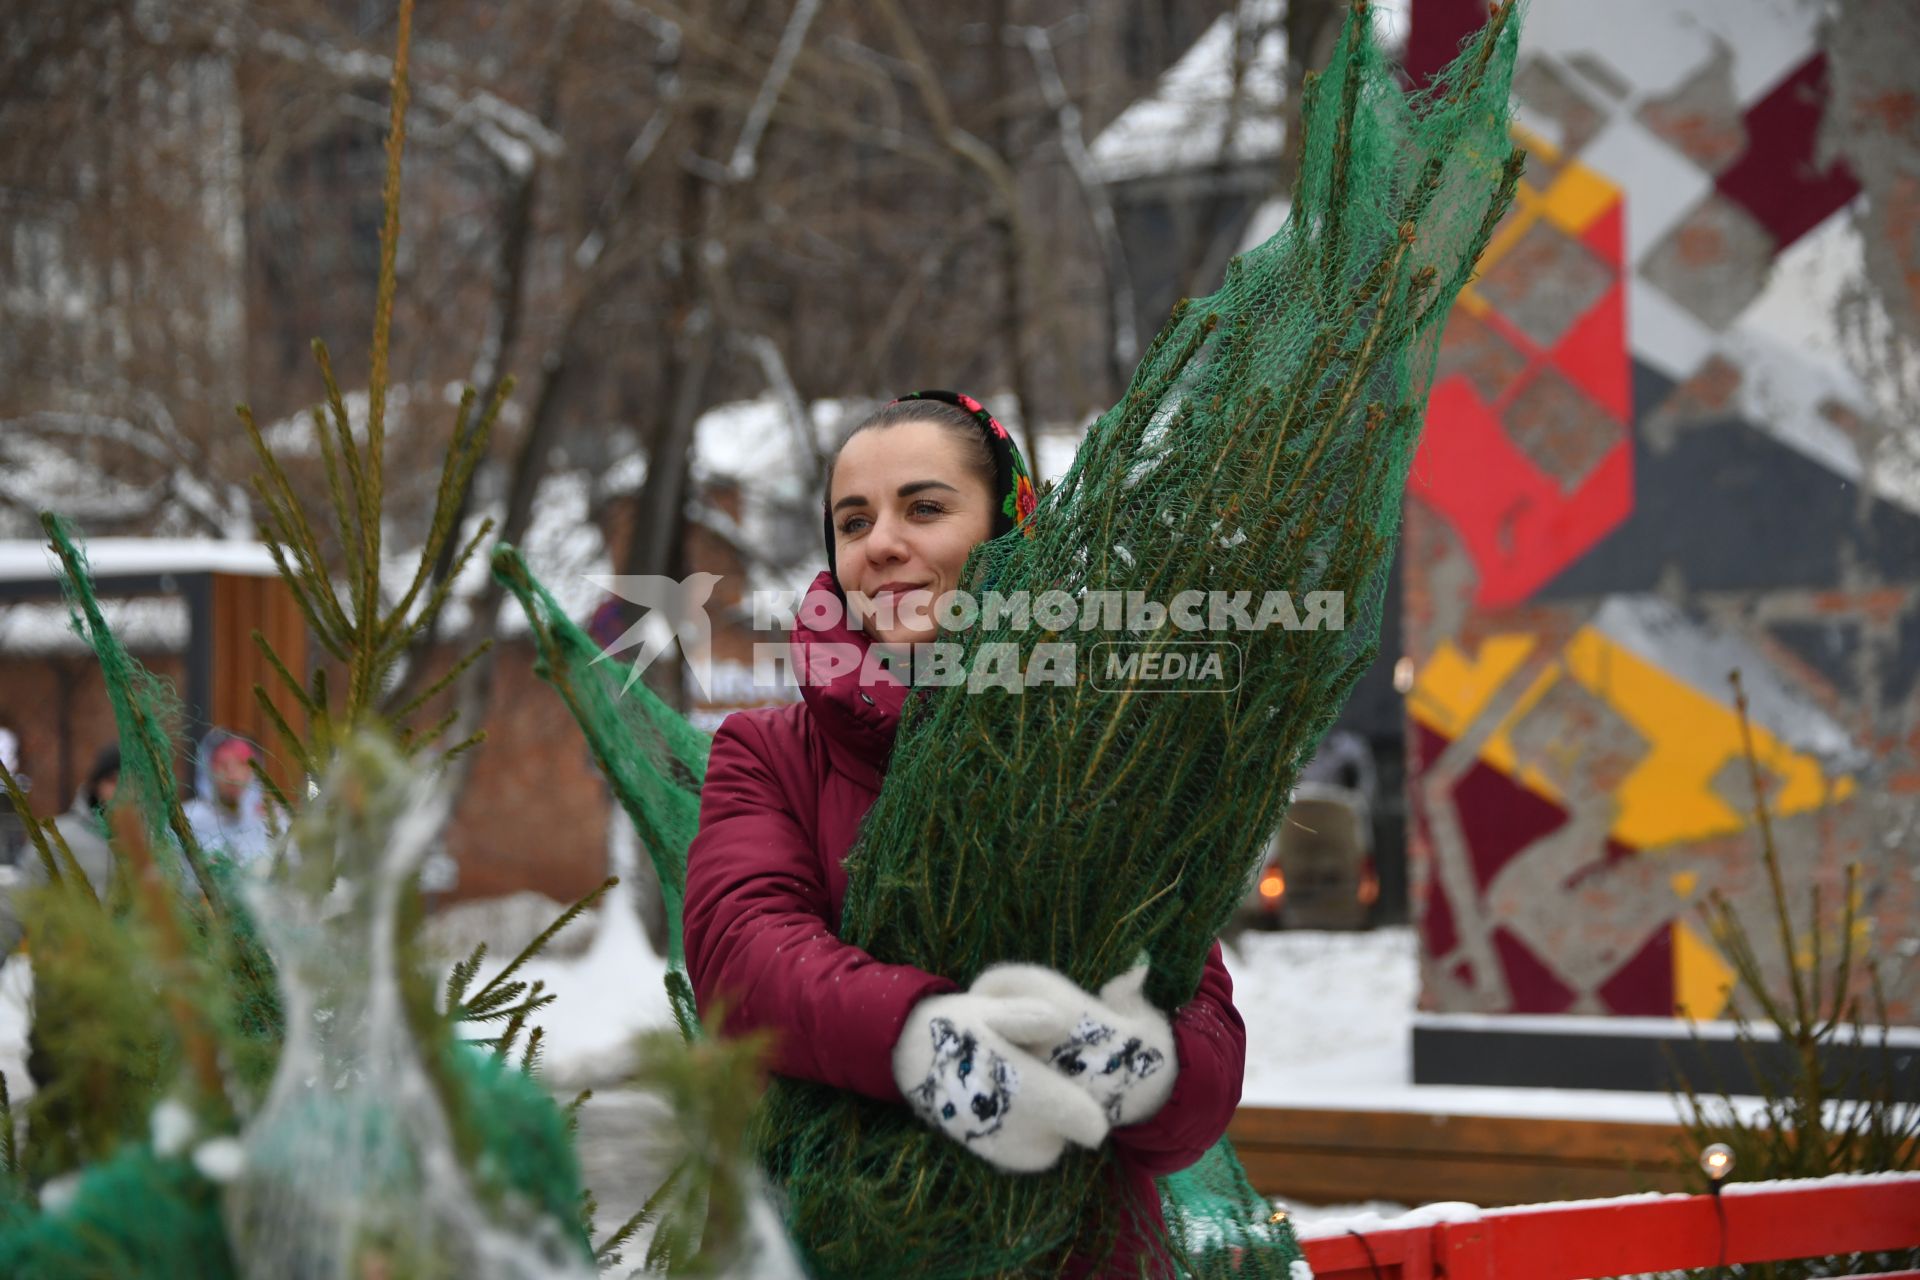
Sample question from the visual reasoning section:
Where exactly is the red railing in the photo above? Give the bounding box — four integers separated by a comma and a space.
1299, 1172, 1920, 1280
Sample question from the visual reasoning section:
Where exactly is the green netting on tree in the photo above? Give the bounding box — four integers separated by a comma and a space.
7, 535, 594, 1276
42, 515, 223, 905
494, 546, 710, 1035
754, 3, 1524, 1275
0, 1144, 236, 1280
1156, 1140, 1304, 1277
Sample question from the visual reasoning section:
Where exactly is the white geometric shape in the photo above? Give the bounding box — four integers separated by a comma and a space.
1582, 115, 1713, 267
1628, 277, 1719, 381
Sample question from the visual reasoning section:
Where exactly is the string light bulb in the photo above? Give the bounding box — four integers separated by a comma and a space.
1700, 1143, 1734, 1184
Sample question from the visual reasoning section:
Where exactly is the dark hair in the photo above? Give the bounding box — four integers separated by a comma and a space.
83, 744, 120, 811
825, 399, 996, 502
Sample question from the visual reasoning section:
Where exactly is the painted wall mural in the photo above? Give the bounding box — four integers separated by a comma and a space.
1403, 0, 1920, 1022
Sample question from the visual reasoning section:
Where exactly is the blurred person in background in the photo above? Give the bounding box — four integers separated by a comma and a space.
183, 729, 273, 870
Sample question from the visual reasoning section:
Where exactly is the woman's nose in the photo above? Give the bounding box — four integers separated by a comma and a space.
864, 511, 909, 561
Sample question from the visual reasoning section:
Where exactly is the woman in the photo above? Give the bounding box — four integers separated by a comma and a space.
682, 391, 1245, 1276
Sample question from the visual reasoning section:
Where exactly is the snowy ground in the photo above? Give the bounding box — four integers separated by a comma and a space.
0, 909, 1850, 1253
0, 916, 1808, 1146
459, 879, 674, 1090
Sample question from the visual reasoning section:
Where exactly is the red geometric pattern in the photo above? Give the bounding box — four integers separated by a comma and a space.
1716, 54, 1862, 250
1410, 179, 1633, 609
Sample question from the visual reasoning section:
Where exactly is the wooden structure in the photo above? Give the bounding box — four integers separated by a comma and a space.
1298, 1172, 1920, 1280
1229, 1105, 1691, 1208
0, 539, 308, 794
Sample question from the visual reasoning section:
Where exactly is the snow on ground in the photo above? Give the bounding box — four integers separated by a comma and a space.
1, 911, 1872, 1176
460, 874, 673, 1088
0, 954, 32, 1107
1228, 926, 1421, 1099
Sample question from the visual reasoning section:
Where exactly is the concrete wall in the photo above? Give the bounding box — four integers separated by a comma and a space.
1403, 0, 1920, 1022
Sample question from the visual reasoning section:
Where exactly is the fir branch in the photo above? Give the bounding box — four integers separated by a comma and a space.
311, 343, 381, 717
0, 754, 64, 887
42, 515, 228, 921
252, 629, 321, 718
303, 397, 361, 586
399, 703, 462, 755
458, 986, 558, 1029
252, 526, 352, 664
388, 635, 489, 728
367, 0, 413, 481
384, 517, 497, 663
441, 729, 485, 762
464, 877, 615, 1010
594, 1170, 669, 1266
565, 1088, 592, 1138
445, 942, 487, 1009
624, 1159, 689, 1269
108, 804, 229, 1116
579, 1186, 599, 1249
0, 1069, 13, 1179
460, 979, 528, 1019
494, 1000, 530, 1062
44, 822, 98, 907
520, 1025, 545, 1076
251, 683, 318, 783
238, 403, 354, 643
382, 378, 510, 641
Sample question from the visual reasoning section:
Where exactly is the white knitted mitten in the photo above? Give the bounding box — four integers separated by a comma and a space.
891, 989, 1110, 1173
970, 963, 1177, 1127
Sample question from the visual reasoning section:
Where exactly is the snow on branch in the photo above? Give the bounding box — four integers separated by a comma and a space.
727, 0, 823, 182
252, 29, 563, 175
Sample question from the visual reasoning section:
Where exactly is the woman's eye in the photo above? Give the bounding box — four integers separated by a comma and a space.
910, 500, 946, 517
839, 515, 869, 535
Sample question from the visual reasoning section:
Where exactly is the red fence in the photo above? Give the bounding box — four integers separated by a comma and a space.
1299, 1172, 1920, 1280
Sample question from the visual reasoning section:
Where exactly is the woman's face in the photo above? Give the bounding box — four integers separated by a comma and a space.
830, 420, 994, 645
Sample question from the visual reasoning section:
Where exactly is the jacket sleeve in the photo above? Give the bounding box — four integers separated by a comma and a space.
1107, 941, 1245, 1177
683, 713, 958, 1102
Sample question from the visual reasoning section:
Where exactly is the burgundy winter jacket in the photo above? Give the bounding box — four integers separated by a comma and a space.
683, 571, 1246, 1277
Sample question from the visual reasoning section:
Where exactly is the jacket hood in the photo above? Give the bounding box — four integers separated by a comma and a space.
791, 570, 918, 790
193, 727, 266, 816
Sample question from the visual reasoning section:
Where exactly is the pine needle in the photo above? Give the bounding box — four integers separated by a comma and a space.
465, 877, 615, 1010
445, 943, 487, 1010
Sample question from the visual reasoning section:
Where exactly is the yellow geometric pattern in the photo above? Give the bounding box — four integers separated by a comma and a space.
1672, 920, 1735, 1021
1405, 634, 1536, 740
1559, 627, 1854, 847
1410, 626, 1855, 850
1455, 124, 1621, 322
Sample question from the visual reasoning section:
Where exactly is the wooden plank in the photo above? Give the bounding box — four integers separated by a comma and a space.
1231, 1105, 1686, 1164
1240, 1147, 1687, 1209
210, 572, 307, 794
1230, 1105, 1691, 1207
